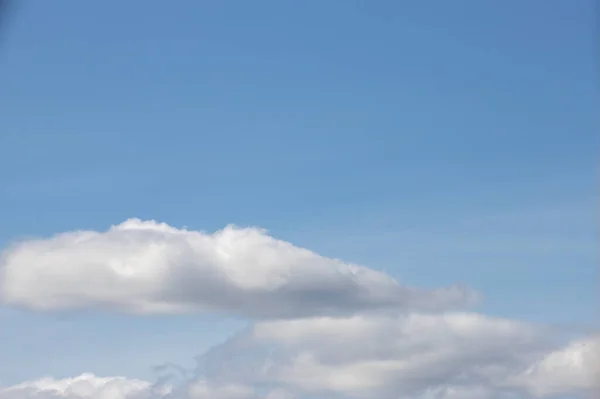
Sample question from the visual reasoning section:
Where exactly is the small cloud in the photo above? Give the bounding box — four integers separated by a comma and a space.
0, 374, 169, 399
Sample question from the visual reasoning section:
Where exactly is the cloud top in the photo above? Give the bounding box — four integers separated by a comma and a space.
0, 219, 476, 318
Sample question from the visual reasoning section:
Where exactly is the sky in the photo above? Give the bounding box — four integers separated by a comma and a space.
0, 1, 597, 399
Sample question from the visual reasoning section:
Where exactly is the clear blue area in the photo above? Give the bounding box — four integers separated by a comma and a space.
0, 0, 596, 385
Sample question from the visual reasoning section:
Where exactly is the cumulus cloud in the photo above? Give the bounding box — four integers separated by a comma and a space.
508, 334, 600, 397
195, 313, 598, 399
0, 374, 289, 399
0, 219, 476, 318
2, 326, 597, 399
1, 219, 597, 399
0, 374, 166, 399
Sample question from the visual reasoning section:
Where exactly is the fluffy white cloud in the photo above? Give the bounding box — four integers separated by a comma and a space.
508, 334, 600, 397
0, 375, 290, 399
196, 313, 599, 399
2, 326, 596, 399
0, 219, 597, 399
0, 219, 475, 318
0, 374, 166, 399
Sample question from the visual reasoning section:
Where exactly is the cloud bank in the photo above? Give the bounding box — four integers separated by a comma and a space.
0, 219, 597, 398
1, 329, 598, 399
0, 219, 475, 318
195, 313, 598, 398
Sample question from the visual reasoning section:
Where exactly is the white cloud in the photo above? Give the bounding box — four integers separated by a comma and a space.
0, 219, 475, 318
186, 379, 256, 399
196, 312, 598, 399
0, 374, 167, 399
0, 319, 597, 399
0, 219, 597, 399
507, 334, 600, 397
0, 375, 288, 399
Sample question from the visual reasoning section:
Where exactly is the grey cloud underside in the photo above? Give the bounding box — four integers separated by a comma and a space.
166, 273, 472, 319
0, 219, 476, 318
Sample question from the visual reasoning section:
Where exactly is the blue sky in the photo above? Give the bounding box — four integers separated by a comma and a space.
0, 1, 597, 398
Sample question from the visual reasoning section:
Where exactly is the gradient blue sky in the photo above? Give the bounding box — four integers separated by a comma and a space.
0, 0, 597, 390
